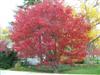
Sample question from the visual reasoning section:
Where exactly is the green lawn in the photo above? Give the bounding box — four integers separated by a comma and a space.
63, 64, 100, 74
10, 64, 100, 74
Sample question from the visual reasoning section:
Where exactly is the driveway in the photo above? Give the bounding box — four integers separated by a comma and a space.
0, 70, 61, 75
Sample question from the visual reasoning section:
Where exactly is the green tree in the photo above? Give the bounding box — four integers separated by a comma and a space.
24, 0, 41, 6
0, 27, 9, 40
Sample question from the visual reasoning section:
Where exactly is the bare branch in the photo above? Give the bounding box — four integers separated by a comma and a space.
89, 35, 100, 44
94, 0, 99, 7
84, 0, 88, 3
78, 0, 90, 22
91, 18, 100, 24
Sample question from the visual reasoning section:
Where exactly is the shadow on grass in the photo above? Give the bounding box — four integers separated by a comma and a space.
9, 64, 100, 74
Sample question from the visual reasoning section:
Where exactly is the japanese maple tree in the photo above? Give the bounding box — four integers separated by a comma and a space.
10, 0, 91, 71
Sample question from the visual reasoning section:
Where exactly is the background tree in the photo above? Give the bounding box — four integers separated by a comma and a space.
79, 0, 100, 46
0, 27, 9, 40
23, 0, 41, 7
77, 0, 100, 62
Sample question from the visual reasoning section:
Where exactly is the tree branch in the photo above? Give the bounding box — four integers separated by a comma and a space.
91, 18, 100, 27
89, 35, 100, 44
94, 0, 99, 7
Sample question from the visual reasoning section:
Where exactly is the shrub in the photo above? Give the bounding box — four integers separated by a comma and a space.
0, 50, 18, 69
0, 40, 8, 52
0, 40, 18, 69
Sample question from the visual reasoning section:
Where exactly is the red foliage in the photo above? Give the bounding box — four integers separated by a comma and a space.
93, 49, 100, 56
0, 40, 8, 52
11, 0, 91, 65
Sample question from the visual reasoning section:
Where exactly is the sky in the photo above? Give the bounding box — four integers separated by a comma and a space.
0, 0, 81, 29
0, 0, 23, 28
0, 0, 100, 29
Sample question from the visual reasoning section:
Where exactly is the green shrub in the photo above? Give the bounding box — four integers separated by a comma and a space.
0, 50, 18, 69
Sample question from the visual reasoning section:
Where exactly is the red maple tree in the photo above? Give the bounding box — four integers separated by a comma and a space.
11, 0, 91, 69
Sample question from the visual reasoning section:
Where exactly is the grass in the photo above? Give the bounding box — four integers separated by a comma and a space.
9, 63, 100, 74
62, 64, 100, 74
